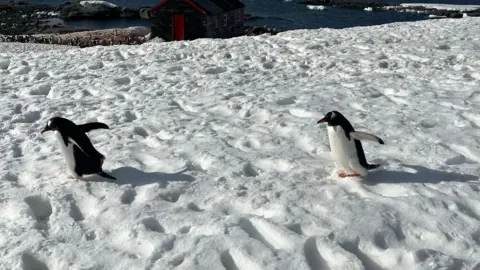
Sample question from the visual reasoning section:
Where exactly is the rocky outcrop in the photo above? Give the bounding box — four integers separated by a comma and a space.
301, 0, 388, 9
55, 1, 145, 20
384, 5, 480, 18
0, 26, 151, 48
0, 2, 151, 36
0, 3, 75, 35
301, 0, 480, 18
244, 25, 283, 36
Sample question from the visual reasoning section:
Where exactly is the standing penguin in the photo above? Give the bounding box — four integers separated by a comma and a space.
317, 111, 384, 178
41, 116, 116, 180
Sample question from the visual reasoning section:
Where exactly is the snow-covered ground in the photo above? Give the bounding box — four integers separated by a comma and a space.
399, 3, 480, 11
1, 17, 480, 270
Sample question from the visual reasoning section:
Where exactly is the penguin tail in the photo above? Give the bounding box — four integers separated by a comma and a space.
367, 164, 382, 170
97, 171, 116, 180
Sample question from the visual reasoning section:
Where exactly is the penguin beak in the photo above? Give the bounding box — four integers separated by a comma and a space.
41, 125, 50, 134
317, 117, 327, 124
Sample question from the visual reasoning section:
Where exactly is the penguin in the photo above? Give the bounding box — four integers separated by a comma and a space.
41, 116, 116, 180
317, 111, 384, 178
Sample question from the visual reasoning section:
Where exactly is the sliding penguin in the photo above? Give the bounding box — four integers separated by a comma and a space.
317, 111, 384, 178
41, 117, 116, 180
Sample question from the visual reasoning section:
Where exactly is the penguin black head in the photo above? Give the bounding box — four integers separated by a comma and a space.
316, 111, 350, 127
41, 117, 74, 134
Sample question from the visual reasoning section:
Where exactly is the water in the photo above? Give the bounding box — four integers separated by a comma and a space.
4, 0, 477, 30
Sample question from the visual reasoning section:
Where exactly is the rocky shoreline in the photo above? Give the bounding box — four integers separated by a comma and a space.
301, 0, 480, 18
1, 1, 478, 48
0, 2, 283, 47
383, 5, 480, 18
0, 2, 147, 36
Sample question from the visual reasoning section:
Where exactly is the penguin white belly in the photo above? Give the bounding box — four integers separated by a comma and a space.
327, 126, 358, 170
54, 131, 78, 177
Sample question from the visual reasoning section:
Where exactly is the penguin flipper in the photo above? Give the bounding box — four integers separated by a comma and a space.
78, 122, 110, 133
97, 171, 116, 180
350, 131, 384, 145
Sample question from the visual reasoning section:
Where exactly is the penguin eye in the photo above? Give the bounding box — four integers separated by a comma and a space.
330, 112, 336, 119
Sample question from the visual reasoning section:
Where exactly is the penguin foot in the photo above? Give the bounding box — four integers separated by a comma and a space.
338, 171, 361, 178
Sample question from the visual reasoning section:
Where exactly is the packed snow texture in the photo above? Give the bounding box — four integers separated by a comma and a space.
399, 3, 480, 11
1, 18, 480, 270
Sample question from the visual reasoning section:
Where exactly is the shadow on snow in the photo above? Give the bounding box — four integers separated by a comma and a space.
365, 164, 478, 185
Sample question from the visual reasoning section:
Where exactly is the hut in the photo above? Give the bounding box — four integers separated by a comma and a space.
149, 0, 245, 41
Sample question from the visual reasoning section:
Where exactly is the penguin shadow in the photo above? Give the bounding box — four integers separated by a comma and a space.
365, 164, 478, 185
88, 166, 195, 186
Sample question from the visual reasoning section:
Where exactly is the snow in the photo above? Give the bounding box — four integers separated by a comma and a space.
35, 11, 60, 17
79, 1, 118, 9
399, 3, 480, 11
1, 17, 480, 270
306, 5, 326, 10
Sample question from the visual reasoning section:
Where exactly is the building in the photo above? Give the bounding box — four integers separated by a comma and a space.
149, 0, 245, 41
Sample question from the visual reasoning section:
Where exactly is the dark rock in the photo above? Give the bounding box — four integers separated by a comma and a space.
0, 3, 61, 35
383, 5, 474, 19
56, 2, 142, 20
244, 25, 283, 36
465, 8, 480, 17
300, 0, 388, 9
1, 27, 149, 48
0, 2, 149, 36
301, 1, 480, 19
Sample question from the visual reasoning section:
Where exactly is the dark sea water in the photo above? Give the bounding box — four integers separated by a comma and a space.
4, 0, 479, 30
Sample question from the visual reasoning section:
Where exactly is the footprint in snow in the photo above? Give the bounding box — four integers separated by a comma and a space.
12, 66, 31, 75
120, 189, 136, 204
87, 61, 104, 70
113, 76, 131, 85
238, 217, 298, 252
123, 110, 137, 123
0, 58, 11, 70
276, 96, 296, 106
166, 66, 183, 72
24, 195, 52, 221
304, 237, 330, 270
29, 83, 51, 96
133, 127, 149, 138
21, 252, 50, 270
242, 162, 259, 177
142, 217, 165, 233
13, 104, 22, 114
187, 202, 203, 212
32, 71, 50, 80
11, 111, 41, 123
203, 66, 227, 74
